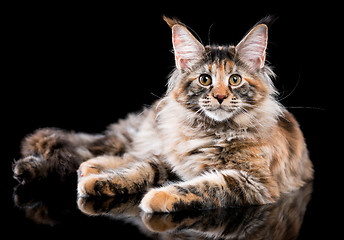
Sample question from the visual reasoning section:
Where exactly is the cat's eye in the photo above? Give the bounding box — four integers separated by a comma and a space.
199, 74, 212, 86
229, 74, 242, 86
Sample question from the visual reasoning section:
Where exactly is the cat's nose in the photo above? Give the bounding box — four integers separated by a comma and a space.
214, 94, 228, 104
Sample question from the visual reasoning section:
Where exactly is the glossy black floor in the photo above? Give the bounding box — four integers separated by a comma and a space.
9, 178, 315, 240
4, 3, 338, 239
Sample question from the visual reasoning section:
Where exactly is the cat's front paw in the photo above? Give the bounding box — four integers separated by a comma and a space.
13, 156, 45, 184
78, 161, 102, 178
77, 174, 131, 198
78, 175, 115, 197
139, 189, 179, 213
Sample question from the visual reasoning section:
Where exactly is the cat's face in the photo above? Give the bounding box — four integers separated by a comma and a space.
165, 17, 278, 124
176, 46, 270, 122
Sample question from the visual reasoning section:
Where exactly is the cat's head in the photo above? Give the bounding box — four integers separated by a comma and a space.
165, 17, 282, 127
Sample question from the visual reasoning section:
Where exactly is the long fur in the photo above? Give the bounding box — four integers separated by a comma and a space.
13, 17, 313, 213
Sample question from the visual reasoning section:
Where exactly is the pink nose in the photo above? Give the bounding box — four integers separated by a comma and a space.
214, 94, 228, 104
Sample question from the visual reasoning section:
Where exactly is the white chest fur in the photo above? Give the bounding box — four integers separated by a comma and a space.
156, 98, 248, 180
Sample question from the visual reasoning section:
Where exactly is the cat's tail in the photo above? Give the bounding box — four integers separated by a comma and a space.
13, 128, 100, 184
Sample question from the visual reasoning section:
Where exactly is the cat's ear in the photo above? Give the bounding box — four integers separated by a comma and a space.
164, 16, 205, 70
236, 24, 268, 70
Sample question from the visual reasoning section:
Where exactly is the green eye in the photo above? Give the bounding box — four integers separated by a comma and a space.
229, 74, 242, 86
199, 74, 212, 86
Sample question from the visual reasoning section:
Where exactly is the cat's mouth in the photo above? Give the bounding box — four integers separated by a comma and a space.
207, 104, 237, 112
203, 107, 237, 122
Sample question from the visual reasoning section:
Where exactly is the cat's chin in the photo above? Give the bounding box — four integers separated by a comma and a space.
204, 109, 233, 122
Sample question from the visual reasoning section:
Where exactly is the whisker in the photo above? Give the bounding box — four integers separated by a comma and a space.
182, 107, 205, 127
240, 107, 264, 128
240, 102, 290, 123
285, 106, 325, 111
150, 92, 161, 99
277, 74, 301, 102
238, 107, 264, 139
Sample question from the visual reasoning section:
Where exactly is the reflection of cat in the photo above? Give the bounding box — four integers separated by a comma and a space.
13, 177, 312, 239
13, 180, 78, 226
13, 17, 313, 212
77, 182, 313, 240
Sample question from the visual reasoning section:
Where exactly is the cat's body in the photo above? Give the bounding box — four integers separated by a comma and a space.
13, 17, 313, 212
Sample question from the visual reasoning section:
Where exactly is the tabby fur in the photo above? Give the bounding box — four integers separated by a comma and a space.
13, 17, 313, 212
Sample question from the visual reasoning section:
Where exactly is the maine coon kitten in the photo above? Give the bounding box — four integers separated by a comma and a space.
13, 17, 313, 212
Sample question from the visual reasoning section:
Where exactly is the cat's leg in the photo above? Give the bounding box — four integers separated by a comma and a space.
139, 169, 280, 213
77, 156, 173, 197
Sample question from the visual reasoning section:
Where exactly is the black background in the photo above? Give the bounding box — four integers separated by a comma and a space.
3, 2, 339, 239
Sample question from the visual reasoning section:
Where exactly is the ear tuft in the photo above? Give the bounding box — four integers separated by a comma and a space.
163, 16, 183, 28
164, 16, 205, 70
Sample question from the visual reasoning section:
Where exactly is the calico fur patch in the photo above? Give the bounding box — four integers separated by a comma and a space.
13, 17, 313, 213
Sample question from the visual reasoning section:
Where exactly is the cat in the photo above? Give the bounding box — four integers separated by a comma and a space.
13, 16, 313, 213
